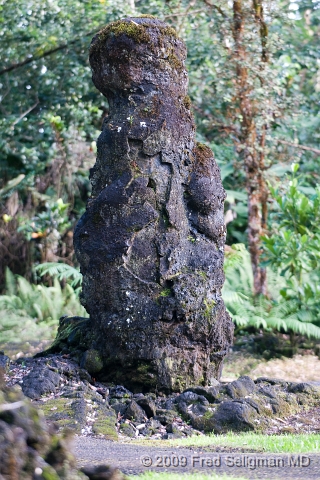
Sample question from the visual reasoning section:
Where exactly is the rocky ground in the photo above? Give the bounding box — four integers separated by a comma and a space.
0, 366, 125, 479
2, 351, 320, 442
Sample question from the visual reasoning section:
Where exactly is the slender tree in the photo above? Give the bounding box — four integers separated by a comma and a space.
199, 0, 284, 295
231, 0, 269, 295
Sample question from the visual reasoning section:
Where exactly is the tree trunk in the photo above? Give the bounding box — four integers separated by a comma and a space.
63, 17, 234, 392
232, 0, 268, 295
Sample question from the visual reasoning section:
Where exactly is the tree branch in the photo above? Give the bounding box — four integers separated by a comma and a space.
12, 99, 39, 126
203, 0, 229, 18
0, 27, 103, 77
164, 9, 206, 18
176, 0, 198, 34
252, 0, 269, 62
278, 139, 320, 155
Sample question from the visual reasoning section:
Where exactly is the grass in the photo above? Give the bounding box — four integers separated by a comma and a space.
130, 474, 248, 480
134, 432, 320, 454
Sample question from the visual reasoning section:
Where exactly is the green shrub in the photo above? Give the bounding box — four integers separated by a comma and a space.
262, 163, 320, 331
223, 244, 320, 339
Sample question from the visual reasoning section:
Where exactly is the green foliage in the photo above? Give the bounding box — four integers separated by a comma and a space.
0, 0, 136, 281
18, 198, 71, 241
0, 268, 87, 343
223, 244, 320, 339
35, 262, 82, 294
262, 164, 320, 328
263, 164, 320, 278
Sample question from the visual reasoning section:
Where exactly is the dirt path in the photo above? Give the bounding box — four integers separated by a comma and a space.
74, 436, 320, 479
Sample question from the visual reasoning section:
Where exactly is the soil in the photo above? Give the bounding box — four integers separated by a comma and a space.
221, 351, 320, 383
265, 405, 320, 435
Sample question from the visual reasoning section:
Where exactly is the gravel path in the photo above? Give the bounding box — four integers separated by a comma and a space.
74, 436, 320, 479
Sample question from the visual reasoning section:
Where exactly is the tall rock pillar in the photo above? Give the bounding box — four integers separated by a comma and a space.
73, 17, 234, 391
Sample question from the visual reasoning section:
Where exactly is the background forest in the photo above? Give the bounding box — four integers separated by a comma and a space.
0, 0, 320, 356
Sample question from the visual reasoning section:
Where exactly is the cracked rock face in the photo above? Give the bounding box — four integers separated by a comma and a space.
73, 17, 234, 392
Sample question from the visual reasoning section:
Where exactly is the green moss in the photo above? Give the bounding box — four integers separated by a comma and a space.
91, 18, 180, 61
170, 371, 191, 392
204, 299, 216, 319
197, 270, 207, 280
136, 363, 151, 374
46, 316, 89, 353
159, 26, 178, 39
42, 466, 60, 480
183, 95, 192, 109
132, 366, 157, 389
160, 288, 171, 297
82, 349, 103, 374
40, 398, 83, 433
120, 423, 136, 438
194, 143, 214, 174
91, 20, 151, 54
196, 142, 209, 151
92, 410, 118, 440
167, 52, 184, 71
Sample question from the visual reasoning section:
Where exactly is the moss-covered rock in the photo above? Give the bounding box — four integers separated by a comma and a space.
288, 382, 320, 395
136, 396, 157, 418
43, 316, 90, 355
80, 465, 125, 480
72, 15, 234, 392
39, 395, 86, 433
80, 349, 103, 374
194, 401, 257, 434
22, 365, 61, 399
225, 376, 256, 399
119, 422, 136, 438
92, 408, 118, 440
0, 378, 83, 479
183, 384, 220, 403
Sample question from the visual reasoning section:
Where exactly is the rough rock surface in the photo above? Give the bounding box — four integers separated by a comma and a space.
0, 368, 125, 480
0, 352, 10, 372
4, 355, 320, 439
63, 16, 233, 392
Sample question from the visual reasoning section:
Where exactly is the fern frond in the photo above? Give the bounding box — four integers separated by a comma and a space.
0, 272, 88, 344
35, 262, 82, 286
5, 268, 16, 296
